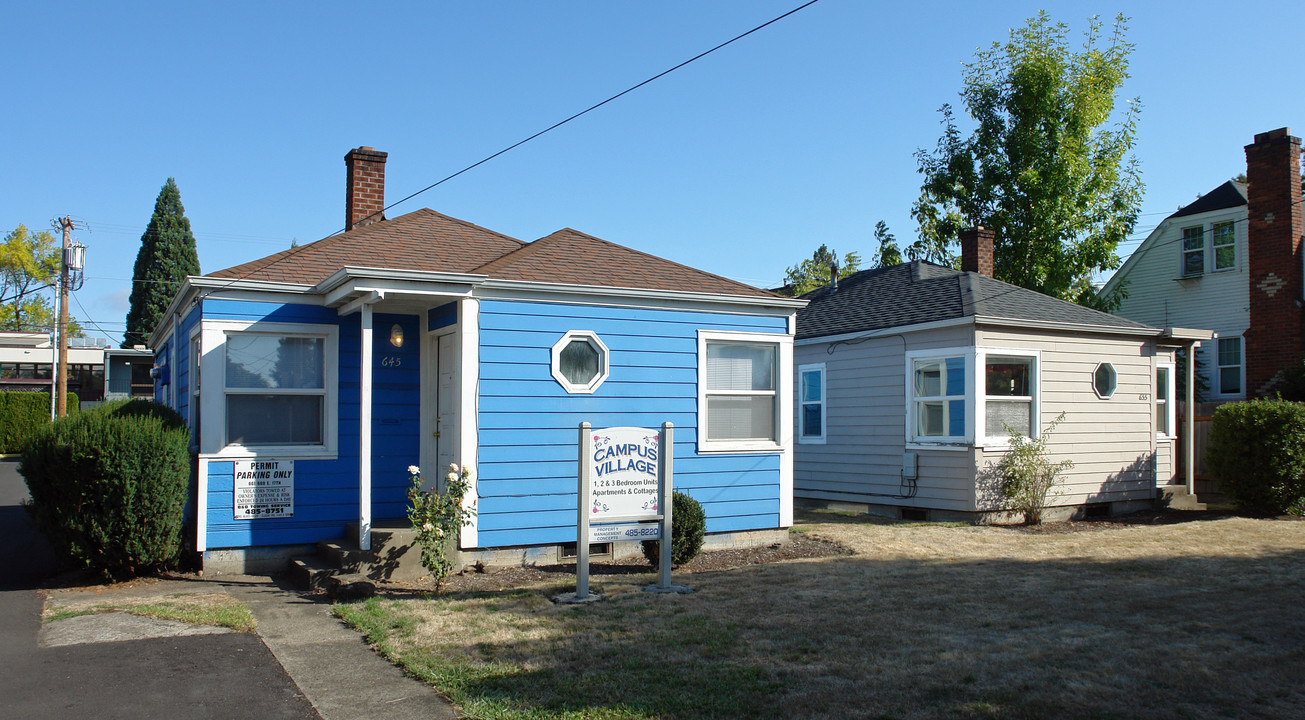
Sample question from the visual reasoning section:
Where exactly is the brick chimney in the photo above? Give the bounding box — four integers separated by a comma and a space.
960, 226, 995, 277
345, 146, 388, 231
1244, 128, 1304, 396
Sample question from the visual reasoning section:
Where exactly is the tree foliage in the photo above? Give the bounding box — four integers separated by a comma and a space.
1, 224, 72, 333
912, 12, 1142, 310
124, 178, 200, 348
779, 244, 862, 297
872, 221, 903, 268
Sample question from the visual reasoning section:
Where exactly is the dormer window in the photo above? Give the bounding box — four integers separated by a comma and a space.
1181, 226, 1204, 277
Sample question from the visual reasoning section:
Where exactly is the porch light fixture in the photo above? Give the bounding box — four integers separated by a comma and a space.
389, 323, 404, 348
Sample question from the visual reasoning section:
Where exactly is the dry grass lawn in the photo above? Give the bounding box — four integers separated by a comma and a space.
337, 511, 1305, 719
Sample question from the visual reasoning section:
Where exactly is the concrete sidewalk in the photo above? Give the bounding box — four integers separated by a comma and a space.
216, 575, 458, 720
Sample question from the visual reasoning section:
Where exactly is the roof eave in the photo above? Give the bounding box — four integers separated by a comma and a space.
478, 278, 806, 311
973, 315, 1162, 337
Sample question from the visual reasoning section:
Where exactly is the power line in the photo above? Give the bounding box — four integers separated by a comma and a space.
206, 0, 824, 292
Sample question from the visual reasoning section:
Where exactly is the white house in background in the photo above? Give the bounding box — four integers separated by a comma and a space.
0, 331, 154, 403
1100, 181, 1249, 400
1101, 127, 1304, 399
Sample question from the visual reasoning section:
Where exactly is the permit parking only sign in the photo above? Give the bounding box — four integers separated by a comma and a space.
233, 459, 294, 519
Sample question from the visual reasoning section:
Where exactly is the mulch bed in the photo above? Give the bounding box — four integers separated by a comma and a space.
387, 534, 853, 595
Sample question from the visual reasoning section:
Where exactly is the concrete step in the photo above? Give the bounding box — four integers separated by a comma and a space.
289, 555, 340, 591
1159, 485, 1207, 511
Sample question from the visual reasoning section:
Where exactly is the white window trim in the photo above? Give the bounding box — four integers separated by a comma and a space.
1093, 362, 1118, 399
976, 347, 1042, 450
1211, 221, 1236, 272
697, 330, 792, 454
199, 319, 339, 459
550, 330, 610, 394
188, 324, 202, 451
1156, 361, 1176, 440
1214, 335, 1244, 398
904, 347, 973, 449
797, 362, 826, 444
1180, 225, 1205, 277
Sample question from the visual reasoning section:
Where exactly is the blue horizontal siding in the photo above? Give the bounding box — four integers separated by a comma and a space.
200, 306, 420, 549
473, 298, 788, 548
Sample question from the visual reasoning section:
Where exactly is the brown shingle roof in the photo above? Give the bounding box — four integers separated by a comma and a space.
206, 208, 526, 284
208, 211, 778, 299
472, 228, 777, 298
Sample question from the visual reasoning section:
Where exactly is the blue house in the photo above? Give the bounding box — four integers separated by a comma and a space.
149, 147, 803, 572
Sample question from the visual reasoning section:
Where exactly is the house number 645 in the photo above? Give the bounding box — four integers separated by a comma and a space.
381, 356, 402, 368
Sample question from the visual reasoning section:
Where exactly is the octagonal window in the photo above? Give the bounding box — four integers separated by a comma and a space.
551, 331, 610, 393
1093, 362, 1117, 399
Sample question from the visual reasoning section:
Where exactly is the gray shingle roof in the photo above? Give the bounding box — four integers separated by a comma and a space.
797, 261, 1158, 340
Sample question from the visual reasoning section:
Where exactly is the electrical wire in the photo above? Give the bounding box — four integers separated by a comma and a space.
203, 0, 824, 293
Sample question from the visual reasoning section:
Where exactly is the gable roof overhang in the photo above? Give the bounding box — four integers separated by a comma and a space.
316, 266, 488, 316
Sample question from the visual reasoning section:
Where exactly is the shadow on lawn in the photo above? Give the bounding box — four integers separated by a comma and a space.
405, 545, 1305, 720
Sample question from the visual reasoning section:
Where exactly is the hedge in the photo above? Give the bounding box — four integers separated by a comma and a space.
0, 391, 79, 454
1206, 398, 1305, 515
20, 399, 189, 579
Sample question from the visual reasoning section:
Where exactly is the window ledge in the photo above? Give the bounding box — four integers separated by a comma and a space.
905, 442, 969, 452
697, 441, 784, 454
797, 436, 827, 445
208, 446, 338, 461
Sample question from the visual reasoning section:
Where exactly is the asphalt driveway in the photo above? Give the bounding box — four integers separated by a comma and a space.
0, 457, 320, 720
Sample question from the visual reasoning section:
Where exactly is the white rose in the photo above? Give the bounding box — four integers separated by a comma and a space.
407, 465, 421, 475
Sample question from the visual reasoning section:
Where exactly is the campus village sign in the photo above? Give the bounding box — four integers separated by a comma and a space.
560, 422, 691, 602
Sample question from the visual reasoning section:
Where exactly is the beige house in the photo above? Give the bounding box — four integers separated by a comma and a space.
792, 229, 1210, 522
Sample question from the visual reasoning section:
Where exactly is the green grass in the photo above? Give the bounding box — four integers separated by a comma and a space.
44, 596, 256, 632
335, 591, 781, 720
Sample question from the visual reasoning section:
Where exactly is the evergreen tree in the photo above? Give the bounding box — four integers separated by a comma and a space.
778, 244, 862, 297
912, 13, 1142, 310
124, 179, 200, 348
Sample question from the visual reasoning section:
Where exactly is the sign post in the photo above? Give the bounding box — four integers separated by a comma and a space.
557, 422, 691, 604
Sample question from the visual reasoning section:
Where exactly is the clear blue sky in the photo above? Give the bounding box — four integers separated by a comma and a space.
6, 1, 1302, 345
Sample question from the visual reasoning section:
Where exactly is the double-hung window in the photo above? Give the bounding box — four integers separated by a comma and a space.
1156, 362, 1175, 438
1212, 221, 1235, 271
1181, 226, 1204, 277
798, 363, 826, 443
698, 330, 791, 452
984, 354, 1035, 439
908, 354, 967, 442
1217, 336, 1242, 396
203, 320, 339, 457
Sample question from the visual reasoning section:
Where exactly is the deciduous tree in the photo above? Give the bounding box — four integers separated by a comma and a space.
912, 12, 1142, 310
0, 224, 77, 333
124, 179, 200, 348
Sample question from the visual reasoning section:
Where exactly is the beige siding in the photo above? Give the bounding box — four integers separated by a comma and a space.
794, 325, 978, 512
975, 327, 1160, 509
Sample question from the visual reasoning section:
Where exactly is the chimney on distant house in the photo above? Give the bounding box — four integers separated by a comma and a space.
345, 146, 388, 231
1243, 127, 1304, 396
960, 226, 995, 277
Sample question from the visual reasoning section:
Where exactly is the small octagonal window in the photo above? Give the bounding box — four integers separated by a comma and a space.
551, 331, 610, 393
1093, 362, 1117, 399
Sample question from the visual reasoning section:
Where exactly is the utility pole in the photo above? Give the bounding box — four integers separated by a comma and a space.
56, 217, 73, 417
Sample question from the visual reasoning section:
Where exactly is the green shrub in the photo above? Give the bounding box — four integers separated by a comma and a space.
20, 400, 190, 579
0, 391, 79, 454
996, 412, 1073, 525
1206, 399, 1305, 515
642, 491, 706, 567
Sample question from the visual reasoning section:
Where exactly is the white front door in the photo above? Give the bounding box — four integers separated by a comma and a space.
435, 333, 458, 476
